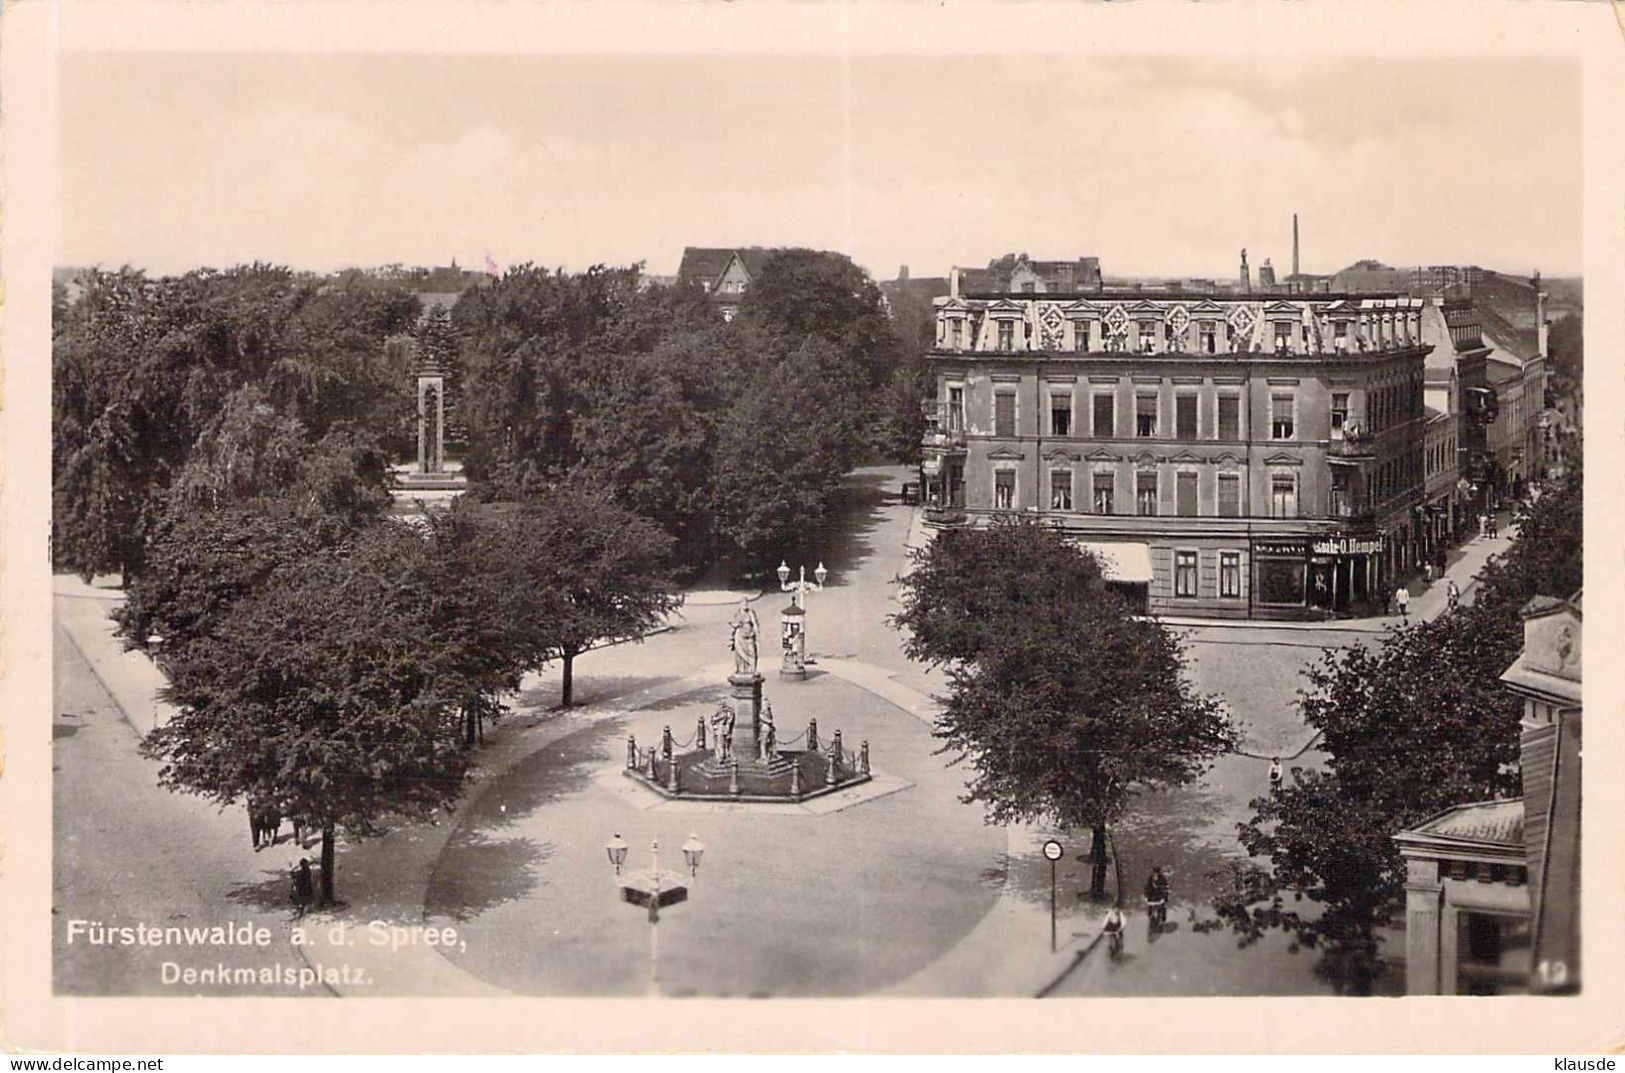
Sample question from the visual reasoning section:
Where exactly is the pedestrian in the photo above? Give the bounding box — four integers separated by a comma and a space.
1102, 905, 1126, 960
1423, 562, 1434, 586
1446, 578, 1460, 610
1144, 867, 1170, 930
291, 858, 314, 917
1479, 512, 1488, 537
1268, 757, 1284, 796
1395, 584, 1410, 622
1382, 584, 1394, 617
248, 806, 262, 851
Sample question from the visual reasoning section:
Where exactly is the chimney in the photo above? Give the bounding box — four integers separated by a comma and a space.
1239, 248, 1251, 293
898, 264, 910, 283
1259, 258, 1276, 289
1535, 270, 1549, 359
1292, 213, 1300, 278
950, 267, 961, 298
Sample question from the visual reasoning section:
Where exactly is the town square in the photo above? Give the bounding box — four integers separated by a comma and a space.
45, 46, 1583, 1009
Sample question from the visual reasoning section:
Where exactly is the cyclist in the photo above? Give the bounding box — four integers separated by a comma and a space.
1144, 867, 1170, 930
1102, 905, 1126, 961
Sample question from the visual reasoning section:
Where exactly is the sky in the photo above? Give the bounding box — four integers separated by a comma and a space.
57, 52, 1582, 281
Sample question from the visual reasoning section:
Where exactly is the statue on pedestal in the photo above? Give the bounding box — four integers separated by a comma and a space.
759, 702, 777, 762
710, 702, 736, 763
729, 600, 760, 676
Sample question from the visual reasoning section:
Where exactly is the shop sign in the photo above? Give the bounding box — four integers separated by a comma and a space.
1311, 536, 1384, 556
1253, 540, 1307, 558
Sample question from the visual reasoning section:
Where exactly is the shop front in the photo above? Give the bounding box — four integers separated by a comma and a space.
1309, 534, 1384, 614
1253, 539, 1310, 617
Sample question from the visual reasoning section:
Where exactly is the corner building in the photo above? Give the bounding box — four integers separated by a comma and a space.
920, 289, 1430, 619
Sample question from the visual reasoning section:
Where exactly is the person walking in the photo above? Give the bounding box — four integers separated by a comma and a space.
1268, 757, 1284, 796
1446, 578, 1460, 610
291, 858, 314, 918
1395, 584, 1411, 622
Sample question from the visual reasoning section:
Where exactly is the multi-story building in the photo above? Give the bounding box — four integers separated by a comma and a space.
677, 247, 772, 321
919, 281, 1431, 619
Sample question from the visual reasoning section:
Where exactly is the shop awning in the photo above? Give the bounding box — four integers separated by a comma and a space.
1070, 540, 1154, 584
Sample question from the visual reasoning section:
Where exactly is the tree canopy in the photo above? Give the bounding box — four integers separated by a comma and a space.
1202, 465, 1583, 993
894, 518, 1236, 897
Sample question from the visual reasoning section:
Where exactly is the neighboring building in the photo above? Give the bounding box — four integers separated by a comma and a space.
676, 247, 773, 320
954, 253, 1104, 296
1333, 259, 1412, 293
919, 282, 1431, 618
1395, 593, 1581, 995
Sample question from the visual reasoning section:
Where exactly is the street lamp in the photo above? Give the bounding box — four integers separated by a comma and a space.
609, 834, 703, 997
681, 832, 705, 877
605, 833, 629, 876
776, 561, 828, 679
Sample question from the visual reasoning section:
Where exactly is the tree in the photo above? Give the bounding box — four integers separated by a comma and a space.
709, 338, 861, 571
495, 488, 683, 707
1203, 466, 1583, 993
146, 522, 470, 906
893, 518, 1236, 899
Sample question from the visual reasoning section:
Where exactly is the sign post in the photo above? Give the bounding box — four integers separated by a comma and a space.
1042, 840, 1065, 952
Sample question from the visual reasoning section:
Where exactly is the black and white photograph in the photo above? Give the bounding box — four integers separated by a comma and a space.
7, 0, 1618, 1056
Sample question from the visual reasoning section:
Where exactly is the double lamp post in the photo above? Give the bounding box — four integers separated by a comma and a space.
605, 833, 706, 997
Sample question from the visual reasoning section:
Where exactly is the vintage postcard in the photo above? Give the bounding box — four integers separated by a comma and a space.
3, 0, 1621, 1055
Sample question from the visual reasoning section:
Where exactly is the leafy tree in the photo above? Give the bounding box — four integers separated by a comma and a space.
1203, 466, 1583, 993
893, 517, 1236, 898
709, 339, 860, 570
495, 488, 683, 707
146, 522, 470, 905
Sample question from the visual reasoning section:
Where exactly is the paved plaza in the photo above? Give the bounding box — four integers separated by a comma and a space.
51, 465, 1521, 998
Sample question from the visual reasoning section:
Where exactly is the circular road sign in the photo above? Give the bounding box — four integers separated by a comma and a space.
1041, 840, 1064, 862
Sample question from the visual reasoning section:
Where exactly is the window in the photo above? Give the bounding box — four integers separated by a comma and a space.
1092, 472, 1115, 514
1136, 394, 1158, 438
1219, 552, 1242, 598
1274, 323, 1293, 352
1217, 473, 1241, 517
1175, 394, 1198, 440
1270, 473, 1297, 518
1136, 471, 1158, 516
1050, 392, 1072, 437
1199, 321, 1216, 354
1257, 558, 1306, 605
1330, 392, 1350, 438
1021, 282, 1036, 294
995, 392, 1016, 437
1333, 321, 1348, 351
1138, 322, 1156, 353
997, 321, 1015, 352
1271, 393, 1295, 440
1050, 470, 1073, 511
1330, 468, 1350, 516
1092, 393, 1115, 438
994, 469, 1016, 510
1176, 472, 1198, 516
947, 385, 965, 431
949, 321, 963, 349
1075, 322, 1090, 352
1217, 395, 1240, 440
1174, 551, 1198, 598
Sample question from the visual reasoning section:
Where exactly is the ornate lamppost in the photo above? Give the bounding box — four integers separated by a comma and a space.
776, 561, 828, 679
605, 833, 705, 997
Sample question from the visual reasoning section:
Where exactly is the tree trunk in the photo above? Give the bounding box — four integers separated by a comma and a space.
319, 825, 336, 906
561, 650, 576, 708
464, 698, 477, 748
1089, 824, 1110, 902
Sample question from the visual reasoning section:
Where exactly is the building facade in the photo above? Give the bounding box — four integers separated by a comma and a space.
1395, 593, 1581, 995
919, 288, 1431, 618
